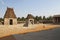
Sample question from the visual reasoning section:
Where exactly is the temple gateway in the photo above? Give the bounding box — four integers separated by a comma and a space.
4, 7, 17, 25
24, 14, 34, 26
3, 7, 60, 25
53, 15, 60, 24
26, 14, 34, 25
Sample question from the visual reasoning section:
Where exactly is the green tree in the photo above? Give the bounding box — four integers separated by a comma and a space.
38, 16, 42, 20
0, 18, 3, 22
47, 16, 53, 20
35, 16, 39, 21
21, 17, 26, 21
43, 16, 46, 20
17, 17, 20, 21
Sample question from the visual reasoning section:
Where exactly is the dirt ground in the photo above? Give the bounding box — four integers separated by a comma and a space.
0, 23, 60, 38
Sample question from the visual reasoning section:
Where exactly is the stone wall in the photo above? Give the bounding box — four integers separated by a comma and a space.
4, 18, 17, 25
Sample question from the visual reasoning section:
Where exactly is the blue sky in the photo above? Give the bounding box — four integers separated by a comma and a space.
0, 0, 60, 18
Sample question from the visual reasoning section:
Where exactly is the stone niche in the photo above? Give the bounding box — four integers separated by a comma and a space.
4, 7, 17, 25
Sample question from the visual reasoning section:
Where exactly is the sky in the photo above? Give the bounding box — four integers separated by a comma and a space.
0, 0, 60, 18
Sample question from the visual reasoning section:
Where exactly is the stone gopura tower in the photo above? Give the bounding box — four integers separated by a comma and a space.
26, 14, 34, 25
4, 7, 17, 25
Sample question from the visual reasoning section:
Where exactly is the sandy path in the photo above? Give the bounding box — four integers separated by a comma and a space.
0, 23, 60, 38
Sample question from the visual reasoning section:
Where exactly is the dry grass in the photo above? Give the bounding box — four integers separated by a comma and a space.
0, 23, 60, 38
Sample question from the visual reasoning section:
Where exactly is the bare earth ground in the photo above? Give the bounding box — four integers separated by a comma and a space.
0, 23, 60, 38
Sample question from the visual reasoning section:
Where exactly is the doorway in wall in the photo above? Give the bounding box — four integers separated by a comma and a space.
30, 20, 33, 24
10, 19, 13, 25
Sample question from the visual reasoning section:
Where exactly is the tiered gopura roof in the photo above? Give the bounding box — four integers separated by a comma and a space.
4, 7, 16, 18
27, 14, 34, 19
